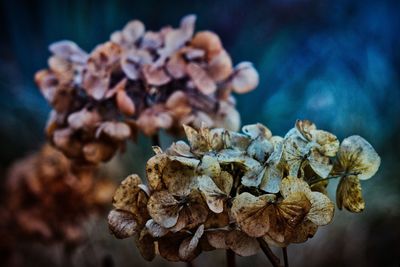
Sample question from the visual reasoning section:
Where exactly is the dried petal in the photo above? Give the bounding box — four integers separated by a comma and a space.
226, 230, 260, 256
107, 209, 138, 239
179, 224, 204, 261
198, 175, 227, 213
336, 175, 365, 212
96, 121, 131, 141
147, 190, 180, 228
187, 63, 216, 95
231, 62, 259, 93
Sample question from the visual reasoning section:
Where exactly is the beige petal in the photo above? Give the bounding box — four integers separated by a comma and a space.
162, 160, 197, 195
223, 131, 251, 151
280, 177, 311, 199
295, 120, 316, 141
166, 141, 194, 157
311, 130, 339, 157
183, 124, 210, 153
187, 63, 216, 95
112, 174, 143, 212
308, 148, 333, 178
283, 136, 308, 177
214, 171, 233, 195
226, 230, 260, 256
231, 193, 276, 237
179, 224, 204, 261
242, 123, 272, 140
306, 191, 334, 225
290, 220, 318, 244
147, 190, 180, 228
197, 155, 221, 178
198, 175, 227, 213
214, 102, 241, 132
336, 175, 365, 213
336, 135, 380, 180
146, 153, 168, 191
231, 62, 259, 94
107, 209, 138, 239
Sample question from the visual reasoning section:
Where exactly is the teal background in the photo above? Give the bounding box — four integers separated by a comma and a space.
0, 0, 399, 266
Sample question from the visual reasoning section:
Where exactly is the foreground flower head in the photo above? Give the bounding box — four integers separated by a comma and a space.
35, 14, 259, 164
3, 144, 115, 245
107, 120, 380, 261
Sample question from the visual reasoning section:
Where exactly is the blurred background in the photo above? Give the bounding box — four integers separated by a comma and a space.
0, 0, 399, 266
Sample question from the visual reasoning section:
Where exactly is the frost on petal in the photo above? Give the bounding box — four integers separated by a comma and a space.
306, 191, 334, 225
147, 191, 180, 228
335, 135, 381, 180
336, 175, 365, 213
226, 230, 260, 256
231, 193, 276, 237
146, 153, 168, 191
198, 175, 227, 213
178, 224, 204, 261
107, 209, 138, 239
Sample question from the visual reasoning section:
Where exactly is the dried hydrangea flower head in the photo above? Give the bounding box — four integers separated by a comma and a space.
107, 120, 380, 262
4, 144, 115, 245
35, 14, 259, 164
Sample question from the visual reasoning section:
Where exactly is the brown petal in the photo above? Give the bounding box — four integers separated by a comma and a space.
231, 193, 276, 237
226, 230, 260, 256
179, 224, 204, 261
207, 49, 233, 82
135, 229, 156, 261
187, 63, 217, 95
116, 90, 136, 116
145, 219, 169, 238
107, 209, 138, 239
146, 153, 168, 191
191, 31, 223, 59
147, 191, 180, 228
83, 142, 116, 163
166, 53, 187, 79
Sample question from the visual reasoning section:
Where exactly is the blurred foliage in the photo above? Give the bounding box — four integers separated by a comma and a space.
0, 0, 399, 266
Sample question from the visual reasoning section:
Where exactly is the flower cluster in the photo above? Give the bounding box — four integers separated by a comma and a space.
35, 14, 259, 164
4, 144, 115, 245
107, 120, 380, 261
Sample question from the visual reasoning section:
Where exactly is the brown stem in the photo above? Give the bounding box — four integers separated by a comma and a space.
151, 134, 160, 147
257, 238, 282, 267
226, 249, 236, 267
282, 247, 289, 267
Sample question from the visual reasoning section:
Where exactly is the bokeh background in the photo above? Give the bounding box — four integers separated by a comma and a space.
0, 0, 399, 266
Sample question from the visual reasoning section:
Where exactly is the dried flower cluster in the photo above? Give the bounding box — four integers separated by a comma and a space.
3, 144, 115, 245
108, 120, 380, 262
35, 14, 259, 164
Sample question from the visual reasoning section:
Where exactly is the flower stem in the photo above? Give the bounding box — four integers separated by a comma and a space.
151, 134, 160, 147
282, 247, 289, 267
257, 238, 282, 267
226, 249, 236, 267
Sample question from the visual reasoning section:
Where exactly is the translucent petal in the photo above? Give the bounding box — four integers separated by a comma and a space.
336, 175, 365, 213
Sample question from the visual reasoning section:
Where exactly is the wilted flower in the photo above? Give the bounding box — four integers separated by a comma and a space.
108, 120, 380, 262
4, 144, 115, 245
35, 14, 259, 164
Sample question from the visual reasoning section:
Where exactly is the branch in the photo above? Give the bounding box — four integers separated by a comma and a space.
257, 238, 282, 267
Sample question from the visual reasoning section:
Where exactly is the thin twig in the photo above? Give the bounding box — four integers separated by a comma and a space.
257, 238, 282, 267
226, 249, 236, 267
282, 247, 289, 267
151, 134, 160, 147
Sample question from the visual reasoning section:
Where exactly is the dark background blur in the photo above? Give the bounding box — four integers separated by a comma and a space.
0, 0, 399, 266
